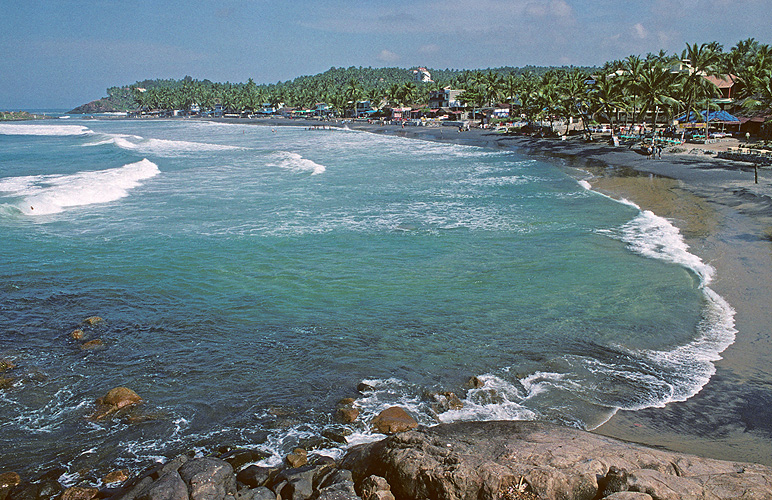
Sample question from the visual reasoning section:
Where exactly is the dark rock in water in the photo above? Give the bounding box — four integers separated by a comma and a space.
8, 479, 62, 500
356, 383, 374, 393
337, 398, 356, 406
36, 468, 66, 482
465, 376, 485, 389
0, 473, 20, 500
218, 449, 270, 472
370, 407, 418, 435
103, 470, 131, 485
81, 339, 105, 350
0, 359, 15, 372
0, 376, 15, 390
178, 457, 236, 500
428, 392, 464, 415
83, 316, 104, 326
341, 420, 772, 500
335, 407, 359, 424
70, 330, 85, 340
60, 487, 98, 500
138, 472, 187, 500
323, 428, 352, 444
91, 387, 142, 420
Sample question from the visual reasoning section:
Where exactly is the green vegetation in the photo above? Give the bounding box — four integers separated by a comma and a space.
0, 111, 53, 121
72, 38, 772, 136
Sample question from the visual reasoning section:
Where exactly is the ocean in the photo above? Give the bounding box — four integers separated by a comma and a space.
0, 118, 736, 478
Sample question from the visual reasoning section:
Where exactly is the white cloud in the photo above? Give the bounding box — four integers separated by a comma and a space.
633, 23, 648, 39
377, 49, 400, 63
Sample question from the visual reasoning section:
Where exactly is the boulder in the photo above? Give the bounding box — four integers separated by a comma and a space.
104, 469, 131, 485
236, 487, 275, 500
465, 376, 485, 389
322, 428, 352, 444
236, 466, 274, 489
178, 457, 236, 500
370, 407, 418, 435
92, 387, 142, 420
83, 316, 104, 326
8, 479, 62, 500
0, 376, 15, 390
70, 330, 85, 340
60, 487, 98, 500
341, 420, 772, 500
218, 449, 269, 472
97, 387, 142, 409
138, 472, 187, 500
0, 360, 15, 372
315, 470, 359, 500
81, 339, 105, 350
285, 449, 308, 468
335, 407, 359, 424
0, 473, 20, 500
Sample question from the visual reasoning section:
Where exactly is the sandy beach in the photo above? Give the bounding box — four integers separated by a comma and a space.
295, 119, 772, 465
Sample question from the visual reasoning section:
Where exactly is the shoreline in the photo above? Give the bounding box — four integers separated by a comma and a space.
4, 116, 771, 489
275, 117, 772, 464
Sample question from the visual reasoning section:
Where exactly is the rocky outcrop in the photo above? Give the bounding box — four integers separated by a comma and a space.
67, 100, 121, 115
340, 420, 772, 500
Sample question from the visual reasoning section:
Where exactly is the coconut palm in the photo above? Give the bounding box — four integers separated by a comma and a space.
635, 61, 682, 139
678, 42, 722, 138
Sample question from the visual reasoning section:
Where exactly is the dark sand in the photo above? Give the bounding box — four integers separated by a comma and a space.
225, 117, 772, 465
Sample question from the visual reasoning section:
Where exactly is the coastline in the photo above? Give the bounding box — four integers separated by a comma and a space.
278, 118, 772, 465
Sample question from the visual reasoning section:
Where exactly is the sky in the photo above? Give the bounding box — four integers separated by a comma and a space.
1, 0, 771, 109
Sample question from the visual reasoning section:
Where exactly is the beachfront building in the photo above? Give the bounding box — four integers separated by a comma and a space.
428, 88, 465, 110
314, 103, 331, 117
355, 100, 373, 117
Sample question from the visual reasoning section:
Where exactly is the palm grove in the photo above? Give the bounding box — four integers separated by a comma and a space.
122, 39, 772, 137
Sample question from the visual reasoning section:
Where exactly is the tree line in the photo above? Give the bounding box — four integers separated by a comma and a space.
121, 38, 770, 133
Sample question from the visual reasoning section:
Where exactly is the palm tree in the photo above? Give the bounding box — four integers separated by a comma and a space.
635, 61, 681, 140
558, 69, 591, 137
679, 42, 722, 139
589, 72, 624, 134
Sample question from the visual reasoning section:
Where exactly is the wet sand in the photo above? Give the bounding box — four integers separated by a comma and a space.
228, 118, 772, 465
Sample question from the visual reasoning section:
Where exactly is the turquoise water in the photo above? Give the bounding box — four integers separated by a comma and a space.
0, 120, 735, 477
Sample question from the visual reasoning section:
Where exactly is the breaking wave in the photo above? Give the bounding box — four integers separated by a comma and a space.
0, 159, 160, 215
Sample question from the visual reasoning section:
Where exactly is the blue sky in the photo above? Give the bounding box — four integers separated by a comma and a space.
1, 0, 770, 109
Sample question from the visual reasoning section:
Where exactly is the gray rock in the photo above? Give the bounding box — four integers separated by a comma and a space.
235, 487, 275, 500
236, 466, 274, 489
139, 472, 188, 500
178, 458, 236, 500
340, 420, 772, 500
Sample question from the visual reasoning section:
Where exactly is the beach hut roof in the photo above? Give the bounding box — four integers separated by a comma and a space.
677, 110, 740, 124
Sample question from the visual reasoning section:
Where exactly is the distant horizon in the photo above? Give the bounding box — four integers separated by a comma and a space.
2, 1, 770, 109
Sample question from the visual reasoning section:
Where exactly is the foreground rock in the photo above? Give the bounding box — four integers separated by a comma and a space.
35, 421, 770, 500
341, 421, 772, 500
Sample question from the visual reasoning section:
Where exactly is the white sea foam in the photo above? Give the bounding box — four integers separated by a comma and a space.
0, 158, 160, 215
84, 133, 240, 156
268, 151, 327, 175
586, 183, 737, 416
0, 123, 93, 136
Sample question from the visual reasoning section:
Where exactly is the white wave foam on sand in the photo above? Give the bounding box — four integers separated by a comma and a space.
268, 151, 326, 175
613, 208, 737, 402
0, 159, 160, 215
83, 133, 241, 157
0, 124, 93, 136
